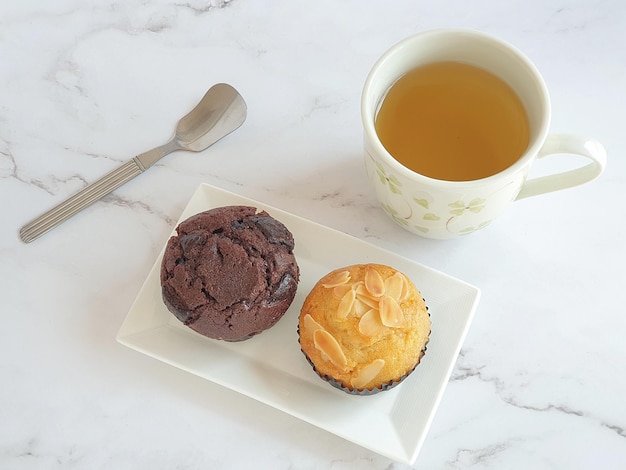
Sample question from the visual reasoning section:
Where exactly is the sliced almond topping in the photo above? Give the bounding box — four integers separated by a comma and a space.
313, 329, 348, 370
379, 295, 406, 328
398, 273, 410, 303
336, 288, 356, 319
364, 267, 385, 297
322, 270, 351, 288
355, 285, 379, 309
354, 282, 368, 296
332, 284, 352, 299
350, 359, 385, 389
358, 309, 386, 337
302, 313, 325, 334
384, 272, 404, 301
353, 298, 370, 317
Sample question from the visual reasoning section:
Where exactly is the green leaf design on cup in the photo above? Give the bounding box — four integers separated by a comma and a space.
448, 198, 486, 216
377, 171, 387, 186
423, 213, 440, 221
375, 162, 402, 195
414, 198, 429, 209
449, 200, 465, 216
468, 198, 486, 213
382, 203, 409, 226
459, 219, 493, 234
388, 175, 402, 194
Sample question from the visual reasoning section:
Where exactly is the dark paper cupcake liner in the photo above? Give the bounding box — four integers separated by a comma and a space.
297, 303, 431, 396
301, 342, 428, 395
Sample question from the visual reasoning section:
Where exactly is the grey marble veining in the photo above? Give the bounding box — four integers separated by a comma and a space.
1, 1, 625, 469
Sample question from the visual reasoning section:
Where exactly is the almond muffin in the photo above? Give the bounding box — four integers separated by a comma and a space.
298, 263, 430, 394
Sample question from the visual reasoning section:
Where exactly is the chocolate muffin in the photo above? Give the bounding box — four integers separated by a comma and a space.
160, 206, 299, 341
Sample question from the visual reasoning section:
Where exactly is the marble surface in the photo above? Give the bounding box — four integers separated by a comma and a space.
2, 1, 625, 468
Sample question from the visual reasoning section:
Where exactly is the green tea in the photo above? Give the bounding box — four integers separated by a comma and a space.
375, 61, 530, 181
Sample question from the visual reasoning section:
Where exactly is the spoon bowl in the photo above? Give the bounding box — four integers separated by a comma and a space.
175, 83, 247, 152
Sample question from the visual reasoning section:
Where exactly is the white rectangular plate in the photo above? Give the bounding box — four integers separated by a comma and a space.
117, 183, 480, 464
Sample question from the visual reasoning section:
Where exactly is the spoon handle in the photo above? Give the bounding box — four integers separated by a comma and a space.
19, 158, 145, 243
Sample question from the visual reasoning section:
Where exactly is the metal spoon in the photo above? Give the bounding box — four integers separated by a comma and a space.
19, 83, 247, 243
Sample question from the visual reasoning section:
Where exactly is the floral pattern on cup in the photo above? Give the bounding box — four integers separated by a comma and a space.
375, 162, 402, 195
366, 153, 502, 237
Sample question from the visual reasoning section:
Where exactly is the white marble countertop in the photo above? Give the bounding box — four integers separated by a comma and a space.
2, 1, 625, 469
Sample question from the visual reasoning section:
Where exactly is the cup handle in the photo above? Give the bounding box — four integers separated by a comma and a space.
515, 134, 606, 200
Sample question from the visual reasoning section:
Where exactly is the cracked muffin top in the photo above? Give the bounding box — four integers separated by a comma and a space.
298, 264, 430, 394
160, 205, 300, 341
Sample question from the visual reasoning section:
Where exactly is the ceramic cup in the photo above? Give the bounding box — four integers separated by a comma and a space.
362, 29, 606, 239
